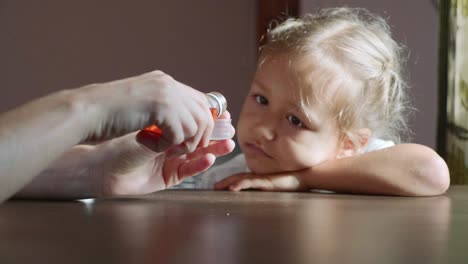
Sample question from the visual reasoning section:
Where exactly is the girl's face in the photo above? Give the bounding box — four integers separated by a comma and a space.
237, 54, 343, 174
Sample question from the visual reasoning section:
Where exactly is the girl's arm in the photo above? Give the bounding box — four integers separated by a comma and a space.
299, 143, 449, 196
215, 144, 450, 196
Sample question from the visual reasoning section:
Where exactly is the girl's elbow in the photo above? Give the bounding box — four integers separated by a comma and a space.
427, 155, 450, 195
415, 146, 450, 195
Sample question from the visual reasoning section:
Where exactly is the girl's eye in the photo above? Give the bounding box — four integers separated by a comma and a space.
287, 115, 304, 127
254, 95, 268, 105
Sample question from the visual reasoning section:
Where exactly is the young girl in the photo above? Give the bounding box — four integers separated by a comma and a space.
177, 7, 450, 196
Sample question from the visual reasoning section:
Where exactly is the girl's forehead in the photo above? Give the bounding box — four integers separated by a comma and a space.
259, 52, 335, 80
256, 55, 310, 98
258, 53, 343, 103
257, 52, 359, 130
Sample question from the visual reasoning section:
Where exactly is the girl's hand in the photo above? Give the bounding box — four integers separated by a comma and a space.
214, 172, 308, 192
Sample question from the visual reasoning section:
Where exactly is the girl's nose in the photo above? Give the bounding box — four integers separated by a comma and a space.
255, 125, 276, 142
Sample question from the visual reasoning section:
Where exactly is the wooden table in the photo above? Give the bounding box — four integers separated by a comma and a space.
1, 186, 467, 264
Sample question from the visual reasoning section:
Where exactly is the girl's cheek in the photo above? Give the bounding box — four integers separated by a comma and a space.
285, 140, 325, 168
246, 100, 261, 112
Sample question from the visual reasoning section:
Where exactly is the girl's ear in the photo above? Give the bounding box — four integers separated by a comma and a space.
336, 128, 372, 159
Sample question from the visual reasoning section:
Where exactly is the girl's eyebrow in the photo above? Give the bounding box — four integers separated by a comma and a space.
252, 79, 270, 93
293, 105, 321, 128
287, 97, 322, 128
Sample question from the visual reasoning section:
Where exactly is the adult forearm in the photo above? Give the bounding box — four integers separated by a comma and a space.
13, 145, 103, 200
0, 89, 94, 202
301, 144, 450, 196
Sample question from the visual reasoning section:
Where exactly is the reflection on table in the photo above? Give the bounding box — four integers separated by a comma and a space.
1, 186, 467, 264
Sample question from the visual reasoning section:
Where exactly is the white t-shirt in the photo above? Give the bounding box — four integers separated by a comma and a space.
172, 138, 395, 190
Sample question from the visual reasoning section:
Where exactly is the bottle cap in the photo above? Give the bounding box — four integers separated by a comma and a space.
206, 92, 227, 118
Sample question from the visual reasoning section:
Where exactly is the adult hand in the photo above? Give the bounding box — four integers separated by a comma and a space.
101, 136, 235, 196
81, 70, 215, 153
100, 112, 236, 196
16, 112, 236, 198
1, 70, 220, 201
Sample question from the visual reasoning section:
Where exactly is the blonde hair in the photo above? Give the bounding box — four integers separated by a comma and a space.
259, 7, 411, 144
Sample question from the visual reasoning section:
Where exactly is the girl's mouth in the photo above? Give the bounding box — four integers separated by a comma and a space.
245, 143, 273, 159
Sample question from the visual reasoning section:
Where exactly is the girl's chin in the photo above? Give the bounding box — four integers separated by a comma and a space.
246, 157, 311, 174
245, 160, 279, 174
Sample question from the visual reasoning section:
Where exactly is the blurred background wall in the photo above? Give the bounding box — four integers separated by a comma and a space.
0, 0, 439, 148
0, 0, 256, 126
